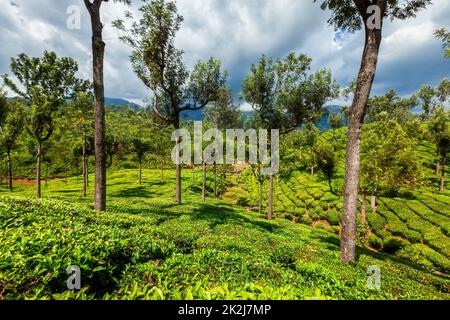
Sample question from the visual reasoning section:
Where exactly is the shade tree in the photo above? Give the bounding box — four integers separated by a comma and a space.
204, 86, 242, 197
361, 115, 421, 214
428, 106, 450, 192
83, 0, 131, 211
315, 0, 431, 262
243, 53, 338, 220
0, 91, 25, 192
113, 0, 227, 203
2, 51, 83, 198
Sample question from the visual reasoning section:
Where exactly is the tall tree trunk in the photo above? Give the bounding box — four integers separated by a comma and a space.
268, 175, 274, 220
6, 149, 12, 192
341, 27, 382, 263
361, 189, 367, 225
160, 160, 164, 181
86, 1, 107, 211
82, 137, 87, 198
440, 155, 446, 192
36, 142, 42, 198
202, 162, 206, 203
213, 162, 217, 197
192, 165, 195, 183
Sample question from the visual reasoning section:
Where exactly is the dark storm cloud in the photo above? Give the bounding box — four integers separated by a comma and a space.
0, 0, 449, 104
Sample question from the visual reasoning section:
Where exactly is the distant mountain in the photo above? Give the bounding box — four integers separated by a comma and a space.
105, 97, 141, 111
179, 105, 345, 131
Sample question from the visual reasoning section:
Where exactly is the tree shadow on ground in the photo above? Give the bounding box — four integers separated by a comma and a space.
187, 203, 281, 233
312, 232, 450, 280
110, 186, 161, 198
52, 189, 83, 194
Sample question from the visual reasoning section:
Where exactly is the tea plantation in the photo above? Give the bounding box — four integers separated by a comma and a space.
233, 129, 450, 275
0, 168, 449, 300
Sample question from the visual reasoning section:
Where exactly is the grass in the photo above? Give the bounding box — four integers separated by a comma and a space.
0, 168, 449, 300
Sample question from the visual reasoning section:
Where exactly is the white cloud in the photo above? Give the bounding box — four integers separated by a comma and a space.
0, 0, 448, 102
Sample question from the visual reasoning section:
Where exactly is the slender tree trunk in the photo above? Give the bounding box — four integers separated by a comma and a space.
86, 2, 107, 211
440, 155, 446, 192
220, 166, 225, 197
436, 158, 441, 176
176, 164, 181, 203
174, 117, 182, 204
192, 165, 195, 183
341, 27, 382, 263
160, 160, 164, 181
36, 143, 42, 198
370, 195, 377, 213
86, 160, 89, 188
268, 175, 274, 220
258, 180, 263, 214
6, 149, 12, 192
202, 162, 206, 203
82, 137, 87, 198
361, 189, 367, 225
213, 162, 217, 197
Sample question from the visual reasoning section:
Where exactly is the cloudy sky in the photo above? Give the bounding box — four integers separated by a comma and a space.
1, 0, 449, 108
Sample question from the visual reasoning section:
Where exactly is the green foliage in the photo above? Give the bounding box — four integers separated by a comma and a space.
361, 117, 421, 196
435, 28, 450, 58
204, 86, 241, 130
243, 54, 338, 132
0, 98, 25, 153
429, 106, 450, 161
368, 234, 383, 250
366, 89, 417, 125
1, 184, 448, 300
328, 112, 344, 130
113, 0, 227, 128
315, 0, 432, 33
314, 142, 337, 192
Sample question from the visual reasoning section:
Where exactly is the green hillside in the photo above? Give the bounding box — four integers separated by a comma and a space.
231, 128, 450, 274
1, 169, 449, 300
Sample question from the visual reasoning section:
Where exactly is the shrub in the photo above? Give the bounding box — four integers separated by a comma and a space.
330, 226, 340, 235
300, 214, 313, 225
356, 223, 370, 246
368, 234, 383, 250
367, 213, 386, 234
326, 210, 341, 226
270, 245, 296, 268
